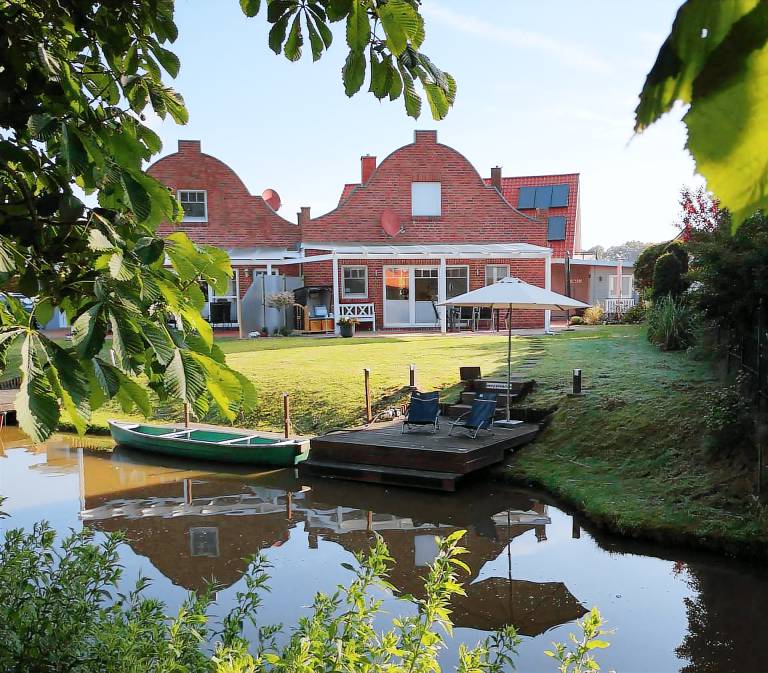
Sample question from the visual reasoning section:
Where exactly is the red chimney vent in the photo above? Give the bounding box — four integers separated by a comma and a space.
361, 155, 377, 183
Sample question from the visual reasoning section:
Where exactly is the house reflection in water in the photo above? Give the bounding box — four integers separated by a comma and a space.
40, 440, 586, 635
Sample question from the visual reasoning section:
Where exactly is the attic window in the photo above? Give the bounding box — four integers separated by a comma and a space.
179, 190, 207, 222
411, 182, 441, 216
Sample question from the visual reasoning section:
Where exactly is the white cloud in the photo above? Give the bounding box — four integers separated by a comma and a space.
422, 4, 613, 75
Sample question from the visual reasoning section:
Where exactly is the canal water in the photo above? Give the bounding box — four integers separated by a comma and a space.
1, 428, 767, 673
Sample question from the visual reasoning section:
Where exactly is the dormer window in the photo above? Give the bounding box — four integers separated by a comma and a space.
179, 190, 207, 222
411, 182, 441, 216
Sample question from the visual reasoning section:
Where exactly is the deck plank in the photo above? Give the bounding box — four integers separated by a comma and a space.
302, 417, 540, 490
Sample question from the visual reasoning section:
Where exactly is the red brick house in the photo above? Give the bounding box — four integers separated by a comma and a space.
147, 132, 633, 334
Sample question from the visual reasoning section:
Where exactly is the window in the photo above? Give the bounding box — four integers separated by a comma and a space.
414, 267, 438, 301
189, 527, 219, 557
342, 266, 368, 298
446, 266, 469, 299
411, 182, 441, 216
485, 264, 509, 285
609, 274, 634, 298
179, 190, 207, 221
547, 216, 567, 241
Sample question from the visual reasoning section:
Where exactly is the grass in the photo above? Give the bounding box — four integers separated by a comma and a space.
8, 325, 768, 555
508, 326, 768, 558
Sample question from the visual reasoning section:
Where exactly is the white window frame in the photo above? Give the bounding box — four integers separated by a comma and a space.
411, 182, 442, 217
609, 274, 634, 298
383, 265, 440, 327
485, 264, 510, 286
178, 189, 208, 222
445, 265, 469, 299
341, 265, 368, 299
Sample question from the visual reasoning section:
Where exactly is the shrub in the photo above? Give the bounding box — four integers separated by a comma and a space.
569, 315, 584, 326
652, 252, 685, 299
635, 242, 668, 291
279, 326, 292, 336
266, 291, 296, 309
583, 305, 604, 325
0, 524, 609, 673
647, 295, 697, 351
702, 377, 753, 454
620, 302, 646, 324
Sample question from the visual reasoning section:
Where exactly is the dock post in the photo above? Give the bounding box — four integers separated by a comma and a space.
364, 368, 372, 423
409, 363, 416, 390
283, 392, 292, 438
183, 402, 190, 428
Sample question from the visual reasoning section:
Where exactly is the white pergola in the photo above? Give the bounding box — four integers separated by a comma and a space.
227, 242, 554, 335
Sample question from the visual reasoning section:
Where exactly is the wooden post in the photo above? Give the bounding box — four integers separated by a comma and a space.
183, 402, 190, 428
409, 363, 416, 390
283, 392, 291, 438
364, 368, 372, 423
286, 491, 293, 520
367, 510, 373, 532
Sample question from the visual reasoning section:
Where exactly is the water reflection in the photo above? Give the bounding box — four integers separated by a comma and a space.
3, 429, 768, 673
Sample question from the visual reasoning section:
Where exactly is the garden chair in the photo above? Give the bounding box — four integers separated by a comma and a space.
448, 396, 497, 439
402, 391, 440, 434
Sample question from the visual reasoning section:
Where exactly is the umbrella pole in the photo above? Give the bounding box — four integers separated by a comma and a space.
506, 303, 512, 422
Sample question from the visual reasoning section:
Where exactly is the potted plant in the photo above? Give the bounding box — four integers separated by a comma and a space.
338, 316, 358, 337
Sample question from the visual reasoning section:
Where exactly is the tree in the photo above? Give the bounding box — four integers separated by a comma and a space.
0, 0, 453, 441
635, 243, 669, 292
652, 252, 685, 299
583, 245, 605, 260
603, 241, 651, 264
636, 1, 768, 229
674, 185, 722, 240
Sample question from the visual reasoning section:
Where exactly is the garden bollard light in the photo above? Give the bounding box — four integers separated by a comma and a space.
573, 368, 582, 395
409, 363, 416, 389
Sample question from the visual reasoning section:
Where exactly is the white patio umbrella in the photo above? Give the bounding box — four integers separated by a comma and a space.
440, 277, 589, 423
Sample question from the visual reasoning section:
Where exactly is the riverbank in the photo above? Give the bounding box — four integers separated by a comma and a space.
505, 326, 768, 560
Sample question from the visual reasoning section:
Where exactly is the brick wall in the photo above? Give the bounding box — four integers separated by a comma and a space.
303, 257, 545, 329
491, 173, 581, 258
147, 140, 301, 248
302, 130, 548, 247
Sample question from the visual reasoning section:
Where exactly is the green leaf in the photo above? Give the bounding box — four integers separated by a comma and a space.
61, 123, 88, 174
423, 82, 450, 121
369, 50, 389, 100
586, 640, 610, 650
684, 2, 768, 226
72, 305, 108, 359
108, 251, 134, 281
398, 63, 421, 118
343, 50, 366, 96
240, 0, 261, 16
377, 0, 424, 55
141, 321, 175, 365
165, 348, 206, 408
346, 1, 370, 51
327, 0, 352, 21
109, 313, 144, 373
152, 45, 181, 78
306, 15, 325, 61
40, 338, 90, 434
114, 370, 151, 416
17, 333, 60, 442
284, 14, 304, 61
187, 352, 241, 420
120, 170, 151, 222
269, 13, 292, 55
635, 0, 759, 131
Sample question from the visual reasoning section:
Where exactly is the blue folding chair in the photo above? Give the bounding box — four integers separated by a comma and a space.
448, 396, 497, 439
402, 391, 440, 434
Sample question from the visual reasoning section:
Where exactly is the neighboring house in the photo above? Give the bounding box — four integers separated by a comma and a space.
146, 132, 634, 334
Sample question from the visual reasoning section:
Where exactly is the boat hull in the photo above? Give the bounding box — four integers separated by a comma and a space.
108, 421, 308, 467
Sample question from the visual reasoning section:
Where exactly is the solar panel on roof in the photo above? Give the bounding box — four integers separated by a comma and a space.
550, 184, 569, 207
518, 186, 536, 208
535, 185, 552, 208
547, 216, 566, 241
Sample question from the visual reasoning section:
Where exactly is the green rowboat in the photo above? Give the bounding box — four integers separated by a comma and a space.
108, 420, 309, 467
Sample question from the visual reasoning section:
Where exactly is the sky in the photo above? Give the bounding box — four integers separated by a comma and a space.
151, 0, 699, 249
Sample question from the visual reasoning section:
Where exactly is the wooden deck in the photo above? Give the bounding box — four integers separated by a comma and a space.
300, 417, 539, 491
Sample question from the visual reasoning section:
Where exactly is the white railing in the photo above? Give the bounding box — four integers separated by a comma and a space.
339, 303, 376, 330
603, 297, 637, 314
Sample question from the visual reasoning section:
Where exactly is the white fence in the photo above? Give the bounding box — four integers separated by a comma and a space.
603, 297, 637, 314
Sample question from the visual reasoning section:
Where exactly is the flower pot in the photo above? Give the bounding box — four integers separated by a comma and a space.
339, 323, 355, 338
